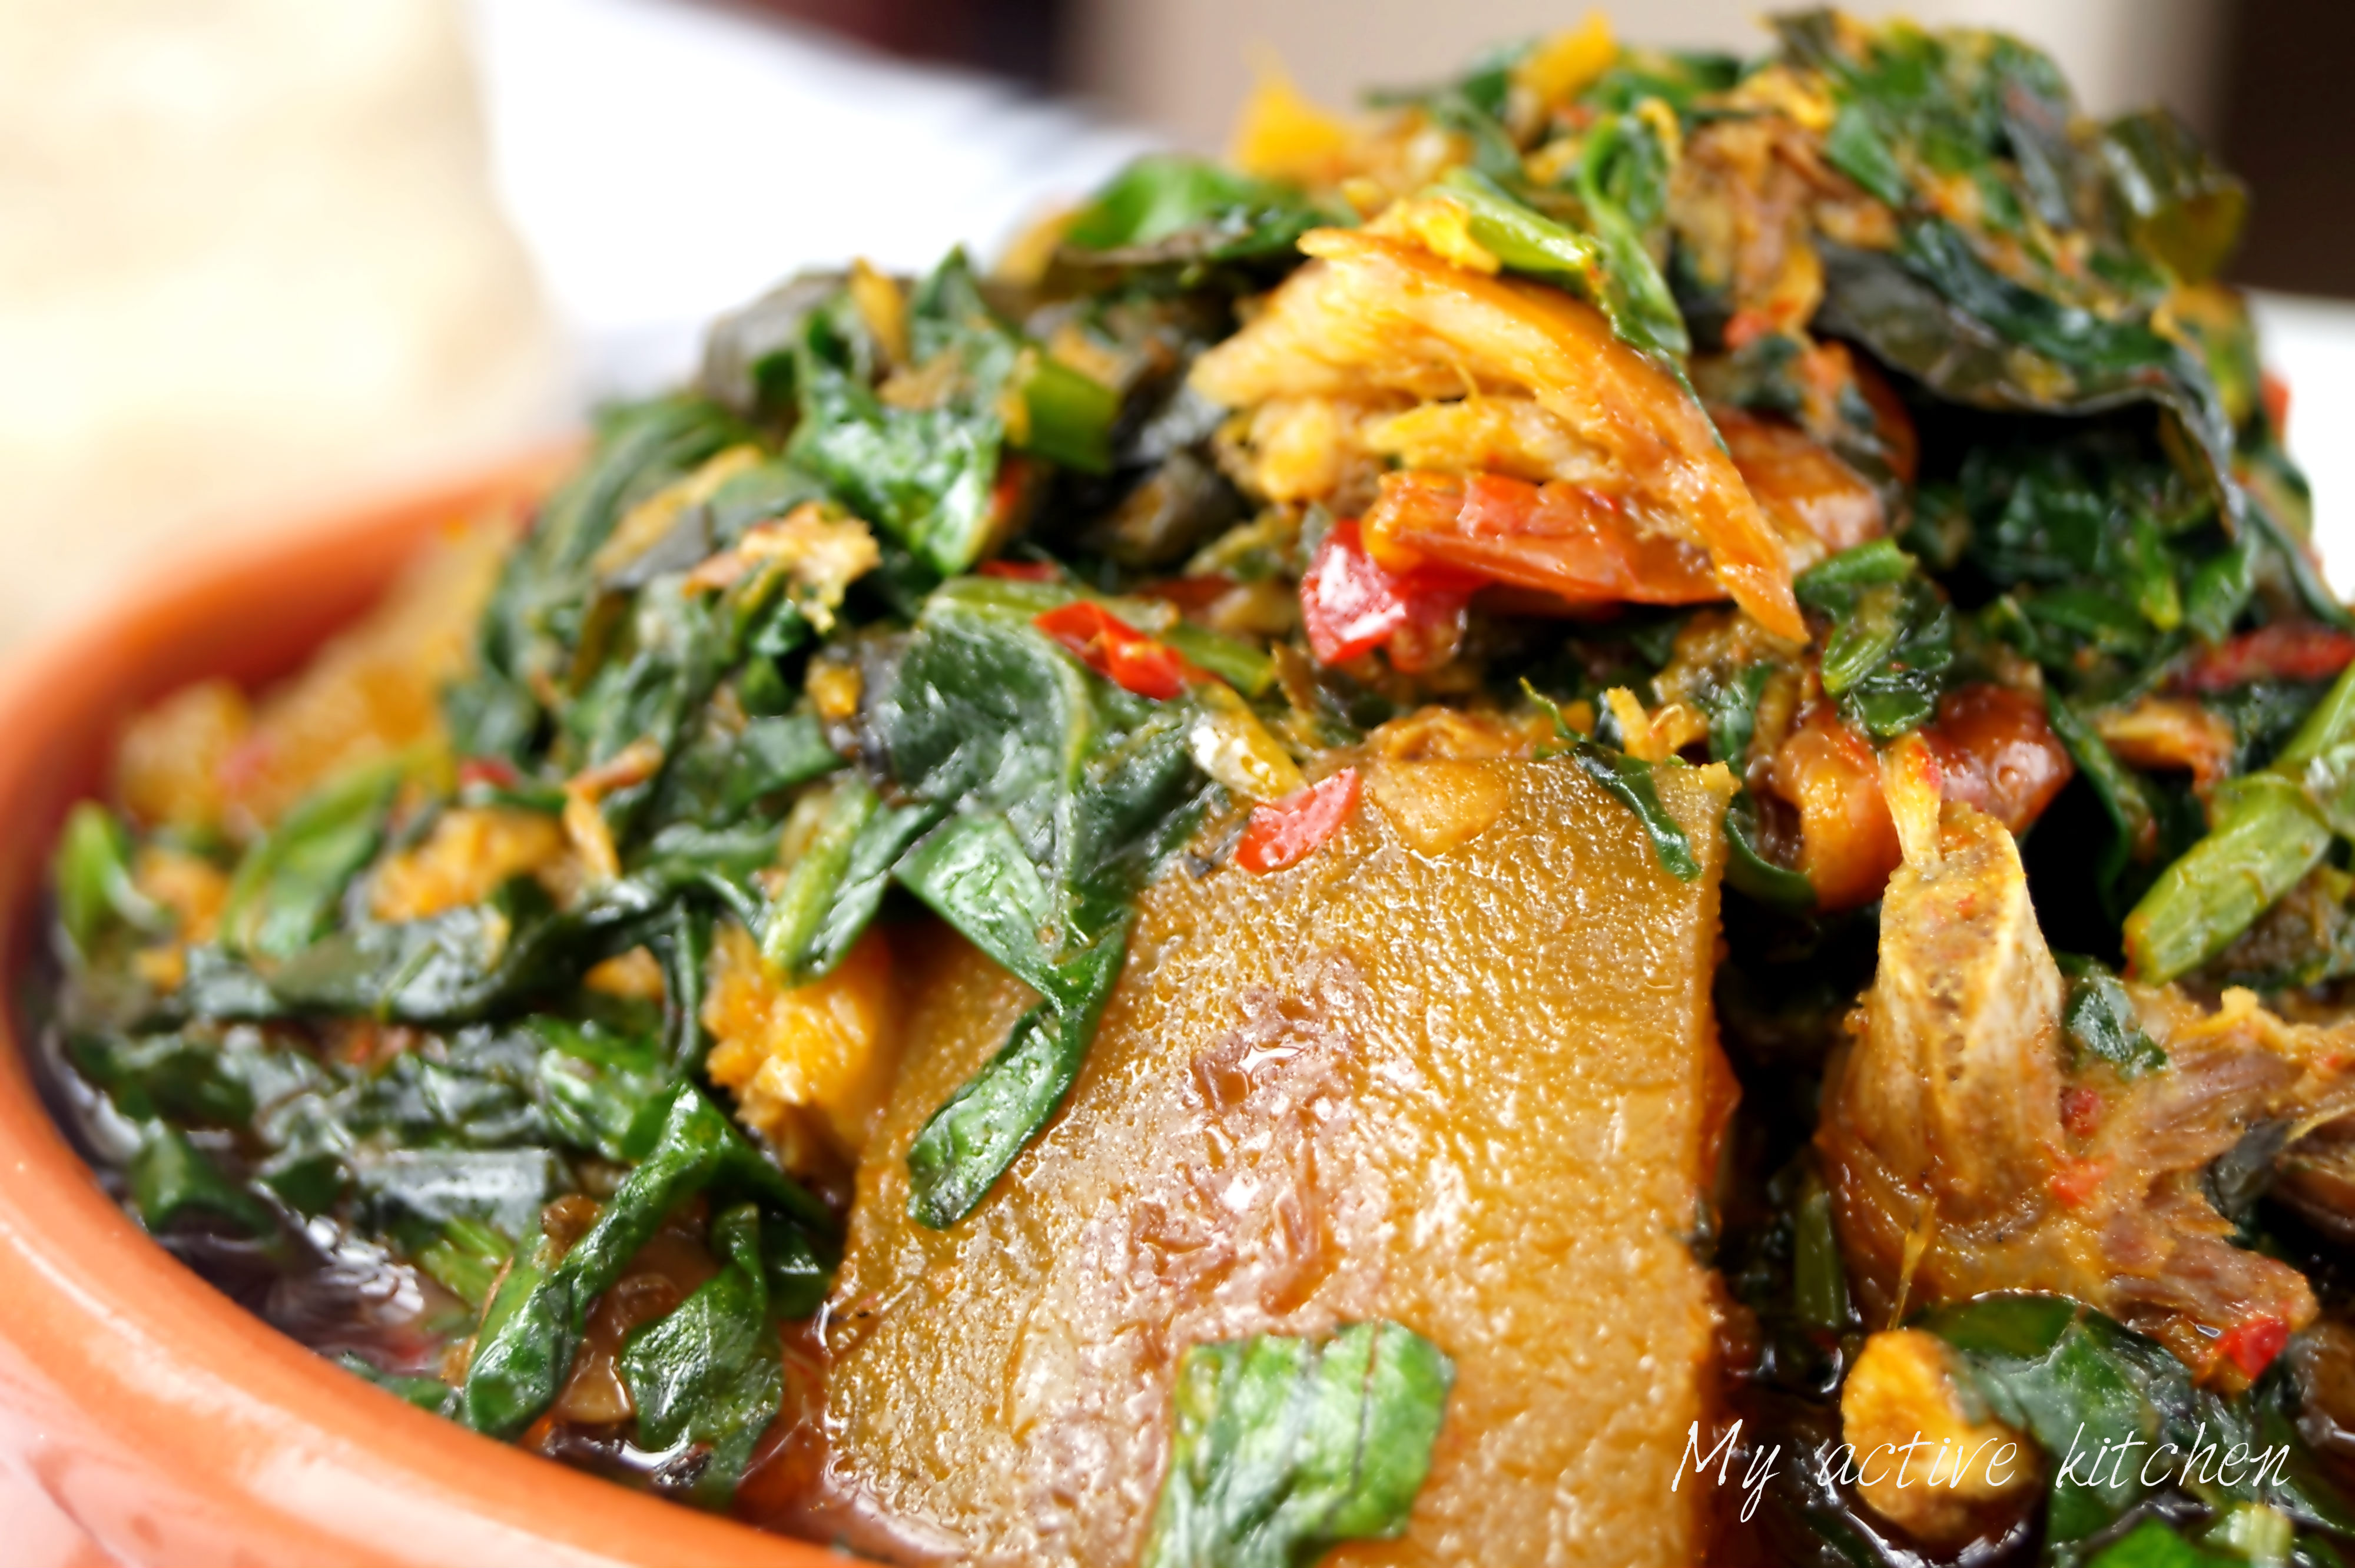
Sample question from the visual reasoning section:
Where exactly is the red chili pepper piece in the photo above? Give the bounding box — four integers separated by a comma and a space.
2178, 624, 2355, 692
457, 756, 520, 790
2217, 1312, 2291, 1379
2045, 1158, 2109, 1209
1362, 471, 1719, 609
989, 454, 1031, 529
1031, 601, 1188, 701
2263, 370, 2291, 437
1301, 519, 1408, 663
980, 559, 1060, 582
1235, 768, 1361, 874
1298, 518, 1473, 668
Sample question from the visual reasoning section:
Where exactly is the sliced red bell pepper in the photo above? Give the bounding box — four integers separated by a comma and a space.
2216, 1311, 2291, 1380
979, 558, 1061, 582
1235, 768, 1361, 874
1298, 518, 1474, 669
1362, 471, 1720, 609
2045, 1158, 2110, 1210
989, 454, 1033, 532
2178, 624, 2355, 693
2263, 370, 2291, 437
456, 756, 522, 791
1032, 601, 1188, 701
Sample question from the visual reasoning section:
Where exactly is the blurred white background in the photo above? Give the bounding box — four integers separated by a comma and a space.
2, 0, 2350, 653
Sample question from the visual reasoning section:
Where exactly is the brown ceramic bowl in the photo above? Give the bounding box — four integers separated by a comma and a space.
0, 457, 845, 1567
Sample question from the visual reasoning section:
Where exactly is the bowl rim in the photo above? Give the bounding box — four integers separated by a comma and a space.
0, 453, 849, 1567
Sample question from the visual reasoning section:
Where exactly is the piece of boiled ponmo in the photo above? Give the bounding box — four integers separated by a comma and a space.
818, 754, 1737, 1567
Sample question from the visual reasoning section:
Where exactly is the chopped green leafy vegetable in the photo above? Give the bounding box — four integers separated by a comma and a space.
617, 1201, 781, 1502
35, 11, 2355, 1560
1143, 1321, 1454, 1568
1062, 154, 1345, 279
1571, 741, 1701, 881
2057, 954, 2168, 1076
218, 761, 402, 960
903, 928, 1126, 1228
462, 1085, 826, 1440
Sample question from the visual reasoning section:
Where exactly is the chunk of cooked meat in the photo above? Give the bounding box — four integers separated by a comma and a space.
802, 757, 1739, 1567
1819, 803, 2355, 1385
1189, 228, 1804, 640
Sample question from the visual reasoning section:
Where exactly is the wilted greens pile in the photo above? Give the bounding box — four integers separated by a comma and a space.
33, 9, 2355, 1563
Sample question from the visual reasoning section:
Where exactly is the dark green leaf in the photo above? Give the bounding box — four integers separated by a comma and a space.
1792, 1169, 1853, 1331
460, 1083, 827, 1440
353, 1148, 559, 1242
893, 810, 1061, 999
1795, 541, 1953, 738
2045, 689, 2157, 910
2185, 536, 2258, 645
697, 271, 845, 420
2056, 955, 2167, 1076
760, 1218, 832, 1321
1062, 155, 1342, 274
1706, 663, 1776, 770
70, 1030, 256, 1128
1572, 741, 1701, 881
535, 1020, 669, 1163
1796, 537, 1917, 602
2099, 111, 2248, 287
128, 1121, 274, 1235
870, 576, 1212, 948
413, 1215, 512, 1309
450, 395, 746, 764
336, 1353, 454, 1415
1723, 791, 1816, 913
2087, 1519, 2238, 1568
218, 761, 402, 960
904, 929, 1126, 1229
1820, 582, 1908, 695
759, 776, 940, 982
1824, 102, 1909, 207
618, 1201, 781, 1504
1142, 1321, 1454, 1568
1925, 1295, 2182, 1544
52, 803, 164, 954
1815, 224, 2237, 503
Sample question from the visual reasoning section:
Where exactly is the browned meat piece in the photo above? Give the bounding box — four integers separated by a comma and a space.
1819, 803, 2355, 1385
801, 757, 1739, 1567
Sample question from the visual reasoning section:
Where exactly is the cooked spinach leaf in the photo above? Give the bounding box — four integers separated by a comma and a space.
903, 928, 1126, 1229
2055, 954, 2167, 1076
617, 1200, 781, 1503
460, 1084, 827, 1440
51, 803, 164, 956
1062, 155, 1343, 280
1571, 742, 1701, 881
218, 761, 402, 961
128, 1120, 274, 1235
1142, 1321, 1454, 1568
